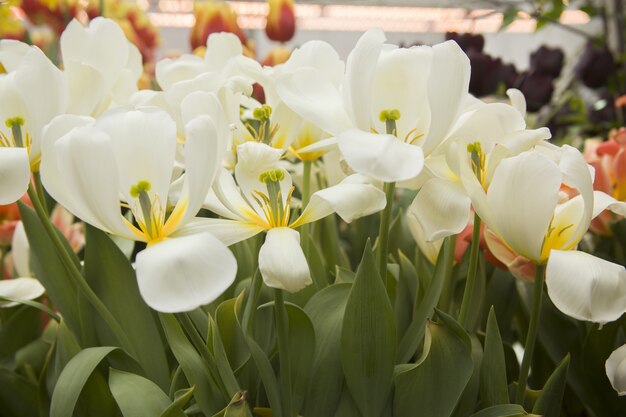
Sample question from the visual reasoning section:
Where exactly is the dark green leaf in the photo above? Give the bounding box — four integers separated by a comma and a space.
341, 241, 396, 417
0, 366, 38, 417
480, 307, 509, 406
84, 225, 169, 389
394, 311, 473, 417
532, 354, 569, 417
470, 404, 532, 417
109, 368, 175, 417
161, 386, 195, 417
303, 283, 351, 417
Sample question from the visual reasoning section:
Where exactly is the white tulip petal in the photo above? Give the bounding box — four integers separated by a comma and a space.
487, 151, 561, 261
40, 114, 95, 211
276, 68, 352, 136
175, 218, 264, 246
182, 116, 221, 221
337, 129, 424, 182
423, 40, 470, 155
507, 88, 527, 119
448, 103, 526, 149
0, 277, 45, 308
156, 55, 205, 91
96, 108, 177, 208
259, 227, 312, 293
11, 221, 31, 278
135, 233, 237, 312
0, 147, 29, 205
280, 40, 345, 86
606, 344, 626, 396
593, 190, 626, 218
546, 250, 626, 324
406, 210, 442, 265
204, 32, 243, 70
64, 63, 106, 116
410, 178, 471, 241
344, 29, 385, 131
294, 181, 386, 227
0, 40, 32, 72
52, 126, 132, 238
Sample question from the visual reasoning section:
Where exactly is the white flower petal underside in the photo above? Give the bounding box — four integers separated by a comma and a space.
0, 148, 30, 205
258, 227, 312, 293
0, 277, 45, 308
135, 232, 237, 312
546, 250, 626, 324
409, 178, 471, 241
606, 344, 626, 396
337, 129, 424, 183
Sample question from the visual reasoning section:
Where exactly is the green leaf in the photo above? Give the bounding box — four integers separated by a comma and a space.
394, 311, 473, 417
0, 305, 41, 358
341, 240, 396, 417
303, 283, 351, 417
470, 404, 532, 417
286, 303, 315, 414
500, 8, 518, 31
18, 203, 88, 341
480, 307, 509, 406
161, 386, 195, 417
209, 315, 241, 396
0, 366, 38, 417
395, 251, 418, 340
212, 391, 253, 417
159, 314, 226, 416
109, 368, 178, 417
453, 336, 483, 417
215, 298, 250, 372
398, 236, 455, 363
335, 266, 356, 284
532, 354, 569, 417
84, 225, 169, 389
49, 346, 134, 417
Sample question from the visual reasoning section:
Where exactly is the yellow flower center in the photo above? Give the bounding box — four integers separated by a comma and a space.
0, 117, 38, 171
248, 168, 294, 229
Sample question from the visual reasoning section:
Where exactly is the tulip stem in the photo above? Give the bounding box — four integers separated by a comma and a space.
458, 213, 482, 329
274, 289, 293, 417
26, 184, 134, 354
300, 161, 312, 258
515, 263, 546, 405
377, 181, 396, 283
33, 171, 49, 215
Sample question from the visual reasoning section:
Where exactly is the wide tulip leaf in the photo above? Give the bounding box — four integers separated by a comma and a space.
532, 354, 569, 417
84, 225, 169, 389
49, 346, 137, 417
480, 307, 509, 407
159, 314, 227, 416
398, 236, 455, 363
161, 386, 196, 417
208, 315, 241, 396
303, 283, 351, 417
18, 203, 91, 343
108, 368, 180, 417
0, 366, 38, 417
470, 404, 535, 417
394, 311, 473, 417
341, 240, 396, 417
453, 336, 483, 417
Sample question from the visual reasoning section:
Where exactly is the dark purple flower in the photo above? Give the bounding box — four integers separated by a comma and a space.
516, 71, 555, 112
445, 32, 484, 53
576, 42, 616, 88
501, 63, 519, 89
530, 45, 564, 78
467, 50, 503, 97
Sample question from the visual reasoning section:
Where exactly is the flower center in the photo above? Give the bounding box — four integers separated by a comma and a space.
467, 142, 487, 187
1, 117, 37, 171
251, 168, 293, 228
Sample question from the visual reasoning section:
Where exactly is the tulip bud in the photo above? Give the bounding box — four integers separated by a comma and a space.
191, 0, 247, 50
265, 0, 296, 43
606, 344, 626, 396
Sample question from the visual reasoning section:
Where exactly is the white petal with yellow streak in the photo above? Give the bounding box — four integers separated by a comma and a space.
259, 227, 312, 293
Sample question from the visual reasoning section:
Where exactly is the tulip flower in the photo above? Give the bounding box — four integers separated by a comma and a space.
0, 40, 67, 205
199, 142, 385, 292
606, 344, 626, 396
61, 17, 143, 116
0, 277, 45, 308
467, 147, 626, 324
265, 0, 296, 43
191, 0, 247, 50
277, 29, 470, 184
576, 42, 616, 89
40, 105, 237, 312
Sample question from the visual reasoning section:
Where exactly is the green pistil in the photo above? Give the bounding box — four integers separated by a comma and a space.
5, 117, 24, 148
467, 141, 484, 183
253, 105, 273, 145
259, 168, 285, 225
379, 109, 401, 136
130, 180, 154, 236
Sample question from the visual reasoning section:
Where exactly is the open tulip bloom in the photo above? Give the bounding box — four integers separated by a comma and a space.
5, 17, 626, 417
40, 105, 237, 312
